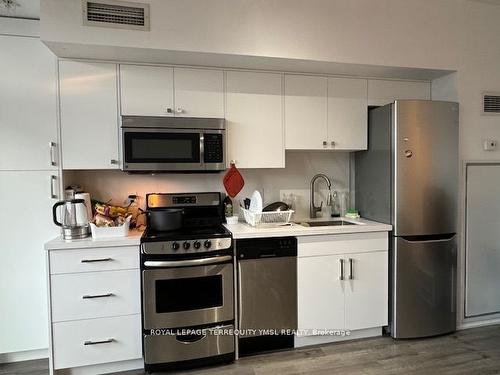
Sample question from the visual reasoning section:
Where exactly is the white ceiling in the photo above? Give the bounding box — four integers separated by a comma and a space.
0, 0, 40, 20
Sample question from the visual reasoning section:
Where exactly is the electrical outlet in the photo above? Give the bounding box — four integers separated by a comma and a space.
483, 139, 498, 151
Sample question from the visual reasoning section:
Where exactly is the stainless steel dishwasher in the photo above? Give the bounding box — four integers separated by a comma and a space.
236, 237, 297, 356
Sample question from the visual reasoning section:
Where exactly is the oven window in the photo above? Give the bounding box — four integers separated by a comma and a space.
124, 132, 200, 163
155, 275, 223, 313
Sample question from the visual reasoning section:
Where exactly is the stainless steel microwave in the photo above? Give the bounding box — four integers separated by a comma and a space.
120, 116, 226, 172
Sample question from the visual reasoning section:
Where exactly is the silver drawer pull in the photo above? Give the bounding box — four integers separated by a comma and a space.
84, 338, 114, 346
81, 258, 113, 263
82, 293, 114, 299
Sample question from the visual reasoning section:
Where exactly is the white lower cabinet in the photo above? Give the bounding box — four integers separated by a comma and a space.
52, 314, 141, 370
47, 246, 141, 372
297, 233, 388, 339
344, 251, 388, 330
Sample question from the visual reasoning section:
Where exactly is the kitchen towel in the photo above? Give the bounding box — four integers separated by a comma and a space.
223, 162, 245, 198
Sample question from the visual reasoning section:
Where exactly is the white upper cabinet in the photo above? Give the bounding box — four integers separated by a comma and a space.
120, 65, 174, 116
367, 79, 430, 106
225, 71, 284, 169
285, 74, 328, 150
285, 74, 368, 151
328, 77, 368, 150
59, 61, 119, 169
174, 68, 224, 118
0, 36, 58, 170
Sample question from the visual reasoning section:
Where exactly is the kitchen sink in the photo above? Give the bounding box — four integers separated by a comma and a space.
299, 220, 357, 227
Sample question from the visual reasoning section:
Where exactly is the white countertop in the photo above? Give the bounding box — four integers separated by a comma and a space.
224, 217, 392, 239
45, 230, 143, 250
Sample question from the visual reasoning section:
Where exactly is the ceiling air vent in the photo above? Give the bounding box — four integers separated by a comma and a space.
82, 0, 150, 31
483, 92, 500, 115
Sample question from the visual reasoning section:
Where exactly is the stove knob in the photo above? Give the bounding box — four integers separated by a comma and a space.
172, 242, 180, 250
204, 240, 212, 249
183, 241, 191, 250
193, 241, 201, 249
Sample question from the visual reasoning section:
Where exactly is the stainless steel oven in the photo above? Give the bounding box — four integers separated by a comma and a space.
142, 255, 234, 330
121, 116, 225, 172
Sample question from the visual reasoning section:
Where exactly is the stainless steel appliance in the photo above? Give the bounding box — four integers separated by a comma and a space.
121, 116, 225, 172
52, 198, 91, 240
236, 237, 297, 356
140, 192, 234, 372
355, 100, 458, 339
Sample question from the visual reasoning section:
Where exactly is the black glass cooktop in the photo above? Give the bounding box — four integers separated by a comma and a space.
142, 225, 231, 243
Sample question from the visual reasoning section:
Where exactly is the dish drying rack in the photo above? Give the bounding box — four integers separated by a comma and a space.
241, 207, 294, 227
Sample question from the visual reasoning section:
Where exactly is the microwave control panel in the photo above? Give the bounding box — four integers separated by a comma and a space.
204, 133, 224, 163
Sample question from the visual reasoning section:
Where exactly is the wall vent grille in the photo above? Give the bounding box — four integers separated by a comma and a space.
483, 92, 500, 115
82, 0, 150, 31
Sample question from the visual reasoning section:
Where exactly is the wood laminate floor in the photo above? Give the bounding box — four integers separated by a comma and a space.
3, 325, 500, 375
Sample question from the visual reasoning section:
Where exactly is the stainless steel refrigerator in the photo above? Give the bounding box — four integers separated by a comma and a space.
355, 100, 458, 339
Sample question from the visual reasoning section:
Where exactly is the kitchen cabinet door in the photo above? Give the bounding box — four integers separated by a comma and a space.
367, 79, 430, 106
285, 74, 328, 150
174, 68, 224, 118
0, 170, 60, 353
0, 36, 59, 170
344, 251, 388, 331
328, 77, 368, 150
225, 71, 284, 169
59, 61, 119, 169
120, 64, 174, 116
297, 255, 345, 333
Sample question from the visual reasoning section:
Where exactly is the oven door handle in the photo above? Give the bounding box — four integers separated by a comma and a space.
143, 255, 232, 268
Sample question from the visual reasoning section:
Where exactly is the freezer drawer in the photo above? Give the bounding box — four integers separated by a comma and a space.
392, 235, 456, 338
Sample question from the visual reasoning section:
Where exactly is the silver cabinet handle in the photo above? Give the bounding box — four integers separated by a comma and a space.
144, 255, 232, 268
323, 141, 328, 146
348, 258, 354, 280
84, 338, 114, 346
110, 159, 119, 165
81, 258, 113, 263
339, 258, 345, 280
50, 175, 57, 199
49, 142, 57, 166
82, 293, 114, 299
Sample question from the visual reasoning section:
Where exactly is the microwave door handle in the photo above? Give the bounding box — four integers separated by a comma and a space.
200, 132, 204, 167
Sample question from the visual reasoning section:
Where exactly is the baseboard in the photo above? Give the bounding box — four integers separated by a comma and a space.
0, 348, 48, 364
55, 358, 143, 375
294, 327, 382, 348
458, 317, 500, 330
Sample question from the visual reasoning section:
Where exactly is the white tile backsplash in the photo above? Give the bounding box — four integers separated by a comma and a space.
63, 151, 350, 218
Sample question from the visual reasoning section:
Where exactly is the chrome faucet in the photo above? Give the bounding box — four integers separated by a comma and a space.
310, 174, 332, 218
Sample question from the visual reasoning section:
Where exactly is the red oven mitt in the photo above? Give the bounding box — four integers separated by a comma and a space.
223, 162, 244, 198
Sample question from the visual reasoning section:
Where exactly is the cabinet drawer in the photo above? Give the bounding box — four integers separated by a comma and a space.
52, 314, 141, 369
51, 270, 140, 322
49, 246, 139, 274
298, 232, 388, 257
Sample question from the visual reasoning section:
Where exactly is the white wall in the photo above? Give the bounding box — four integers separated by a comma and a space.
64, 151, 350, 220
41, 0, 460, 70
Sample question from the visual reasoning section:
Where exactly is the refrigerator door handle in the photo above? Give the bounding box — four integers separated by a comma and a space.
399, 233, 456, 243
